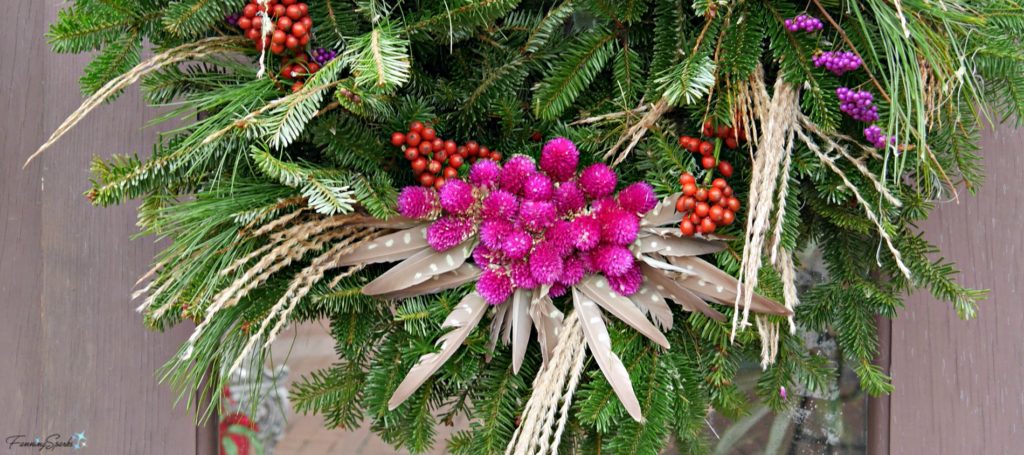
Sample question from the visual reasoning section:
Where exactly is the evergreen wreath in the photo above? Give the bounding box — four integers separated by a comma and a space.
34, 0, 1022, 453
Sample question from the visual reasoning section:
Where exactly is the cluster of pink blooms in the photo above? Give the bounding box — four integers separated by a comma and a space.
813, 51, 863, 76
396, 138, 660, 305
836, 87, 879, 122
785, 15, 823, 32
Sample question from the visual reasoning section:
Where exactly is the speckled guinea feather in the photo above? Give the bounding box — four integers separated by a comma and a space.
528, 295, 563, 366
667, 256, 791, 316
640, 263, 726, 322
335, 225, 430, 267
510, 289, 532, 374
577, 276, 669, 349
375, 263, 480, 300
640, 193, 682, 227
573, 287, 644, 422
627, 283, 674, 330
362, 240, 474, 296
636, 230, 727, 256
388, 292, 487, 410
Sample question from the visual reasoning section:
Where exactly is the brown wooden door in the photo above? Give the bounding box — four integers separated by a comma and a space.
870, 128, 1024, 453
0, 2, 215, 453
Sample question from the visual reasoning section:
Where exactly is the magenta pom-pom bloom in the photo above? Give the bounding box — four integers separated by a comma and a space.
402, 137, 667, 304
519, 200, 557, 231
426, 217, 474, 251
599, 206, 640, 245
502, 229, 533, 260
618, 182, 658, 214
540, 137, 580, 182
607, 264, 643, 296
592, 244, 634, 277
480, 219, 512, 250
579, 163, 618, 199
481, 189, 519, 220
554, 181, 586, 215
522, 172, 554, 201
478, 269, 514, 305
529, 243, 564, 285
510, 260, 537, 289
397, 186, 437, 219
469, 159, 502, 187
439, 179, 476, 215
499, 155, 537, 194
571, 215, 601, 251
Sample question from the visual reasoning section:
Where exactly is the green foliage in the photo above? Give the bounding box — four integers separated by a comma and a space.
47, 0, 1019, 452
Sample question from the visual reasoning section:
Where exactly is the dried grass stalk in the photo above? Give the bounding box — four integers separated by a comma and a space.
26, 36, 246, 166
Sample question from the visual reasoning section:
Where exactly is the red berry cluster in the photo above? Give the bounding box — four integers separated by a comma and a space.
390, 121, 502, 189
675, 173, 741, 236
236, 0, 313, 55
278, 53, 320, 92
678, 120, 746, 172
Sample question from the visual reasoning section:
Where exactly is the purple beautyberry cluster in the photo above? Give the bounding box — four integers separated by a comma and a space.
836, 87, 879, 122
863, 125, 895, 149
397, 138, 659, 305
813, 51, 863, 76
310, 48, 338, 66
785, 15, 823, 32
225, 13, 241, 26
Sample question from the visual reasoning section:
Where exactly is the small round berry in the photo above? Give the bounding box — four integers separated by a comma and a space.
723, 186, 733, 197
403, 148, 419, 161
444, 140, 457, 155
727, 197, 741, 212
406, 132, 421, 147
428, 160, 442, 174
695, 202, 710, 218
419, 173, 435, 187
675, 196, 687, 213
703, 121, 714, 137
286, 4, 303, 19
682, 196, 695, 211
298, 3, 309, 15
411, 157, 428, 173
292, 23, 307, 37
276, 17, 292, 31
695, 188, 708, 202
708, 187, 723, 203
679, 173, 696, 186
272, 30, 287, 44
699, 141, 714, 155
680, 220, 695, 236
725, 137, 738, 149
243, 4, 258, 18
718, 161, 734, 177
285, 35, 299, 49
722, 209, 735, 225
422, 127, 437, 141
391, 132, 406, 147
701, 217, 717, 234
712, 178, 727, 189
490, 152, 502, 161
465, 141, 479, 155
449, 154, 464, 168
409, 121, 425, 133
443, 167, 458, 179
682, 183, 697, 196
290, 81, 304, 92
690, 213, 701, 225
709, 205, 724, 222
434, 151, 448, 162
701, 155, 716, 170
433, 177, 446, 190
418, 142, 433, 155
716, 125, 730, 138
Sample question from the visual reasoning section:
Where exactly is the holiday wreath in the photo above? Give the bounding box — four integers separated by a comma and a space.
34, 0, 1020, 453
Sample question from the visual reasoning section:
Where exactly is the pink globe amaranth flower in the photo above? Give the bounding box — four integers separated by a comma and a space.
478, 269, 514, 305
438, 179, 476, 215
592, 244, 634, 277
499, 155, 537, 194
558, 253, 588, 287
572, 215, 601, 251
502, 228, 533, 260
472, 244, 494, 268
519, 200, 557, 232
540, 137, 580, 182
397, 186, 437, 219
510, 260, 537, 289
607, 263, 643, 296
529, 243, 564, 285
480, 219, 513, 250
617, 182, 658, 214
579, 163, 617, 199
481, 189, 519, 221
599, 206, 641, 245
469, 159, 502, 187
522, 172, 554, 201
554, 181, 586, 216
549, 283, 568, 297
427, 217, 475, 251
545, 220, 575, 257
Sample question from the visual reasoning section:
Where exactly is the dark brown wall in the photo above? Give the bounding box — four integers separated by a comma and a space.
0, 1, 213, 453
878, 128, 1024, 453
